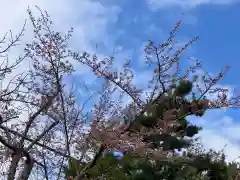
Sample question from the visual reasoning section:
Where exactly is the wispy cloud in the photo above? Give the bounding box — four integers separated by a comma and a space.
147, 0, 239, 10
0, 0, 122, 101
199, 128, 240, 162
190, 111, 240, 162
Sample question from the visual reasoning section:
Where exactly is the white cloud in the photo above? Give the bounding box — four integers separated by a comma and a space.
0, 0, 120, 38
0, 0, 120, 69
198, 129, 240, 162
147, 0, 238, 10
0, 0, 122, 106
191, 113, 240, 162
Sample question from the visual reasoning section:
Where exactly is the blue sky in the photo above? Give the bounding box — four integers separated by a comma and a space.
1, 0, 240, 162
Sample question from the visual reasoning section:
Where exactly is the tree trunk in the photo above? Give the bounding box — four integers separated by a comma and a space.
7, 153, 21, 180
17, 158, 34, 180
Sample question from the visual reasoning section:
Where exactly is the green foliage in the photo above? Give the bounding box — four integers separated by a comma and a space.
135, 115, 158, 129
195, 109, 205, 117
186, 125, 201, 137
175, 80, 193, 97
86, 154, 129, 179
64, 158, 86, 178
